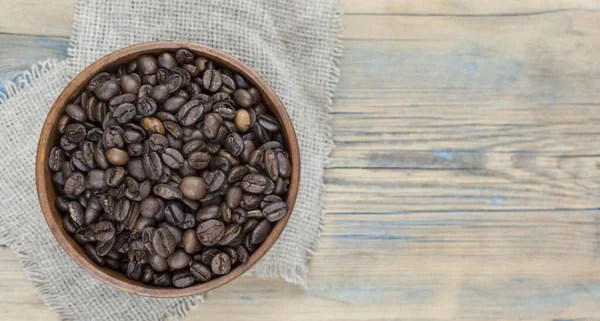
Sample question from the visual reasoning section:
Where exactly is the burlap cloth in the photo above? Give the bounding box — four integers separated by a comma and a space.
0, 0, 342, 320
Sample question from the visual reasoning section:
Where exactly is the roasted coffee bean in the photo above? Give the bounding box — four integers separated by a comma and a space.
162, 147, 184, 169
120, 75, 141, 94
103, 126, 125, 149
261, 195, 283, 209
172, 270, 195, 288
262, 201, 288, 222
220, 203, 232, 223
222, 247, 239, 265
224, 132, 244, 156
109, 93, 137, 107
248, 149, 263, 167
189, 262, 212, 282
141, 265, 155, 284
164, 202, 185, 226
188, 151, 211, 170
241, 173, 269, 194
196, 205, 220, 221
202, 170, 226, 194
153, 183, 182, 200
195, 57, 211, 72
143, 151, 163, 180
163, 121, 182, 139
96, 235, 116, 257
48, 147, 65, 171
226, 187, 243, 208
153, 272, 172, 286
237, 246, 249, 264
211, 253, 231, 275
85, 169, 106, 189
104, 166, 126, 187
264, 149, 280, 181
243, 234, 258, 253
209, 156, 231, 173
175, 49, 195, 65
218, 224, 242, 246
137, 55, 158, 75
162, 97, 186, 114
250, 219, 271, 244
198, 248, 220, 265
127, 143, 143, 157
178, 176, 206, 201
64, 123, 87, 143
242, 219, 260, 235
65, 103, 87, 122
87, 72, 111, 92
87, 127, 104, 143
158, 222, 183, 245
126, 261, 143, 281
167, 249, 191, 269
182, 140, 206, 156
64, 172, 86, 196
220, 74, 236, 94
213, 101, 236, 120
57, 114, 71, 134
147, 134, 169, 153
67, 201, 85, 227
176, 99, 203, 126
202, 69, 222, 92
133, 216, 155, 234
274, 178, 289, 195
248, 87, 262, 104
231, 207, 248, 224
124, 177, 151, 201
136, 96, 158, 116
84, 243, 105, 266
142, 227, 157, 254
182, 229, 200, 254
56, 196, 70, 212
152, 227, 176, 257
122, 123, 146, 144
94, 80, 120, 101
196, 219, 224, 246
233, 89, 253, 108
139, 196, 164, 218
233, 73, 249, 89
105, 257, 120, 270
150, 254, 168, 272
158, 53, 177, 70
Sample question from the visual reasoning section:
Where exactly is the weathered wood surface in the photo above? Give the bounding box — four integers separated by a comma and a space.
2, 1, 600, 320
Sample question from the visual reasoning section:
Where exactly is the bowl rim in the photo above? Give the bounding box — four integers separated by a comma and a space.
35, 41, 300, 297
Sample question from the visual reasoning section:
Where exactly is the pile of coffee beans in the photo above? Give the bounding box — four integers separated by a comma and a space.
48, 49, 292, 288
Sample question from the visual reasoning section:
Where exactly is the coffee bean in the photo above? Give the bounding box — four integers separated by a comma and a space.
162, 96, 187, 113
126, 261, 143, 281
48, 147, 65, 171
231, 207, 248, 224
150, 84, 169, 103
153, 183, 182, 200
264, 149, 280, 181
225, 187, 243, 209
218, 224, 242, 246
164, 202, 185, 226
136, 96, 158, 116
196, 219, 224, 246
120, 75, 141, 94
158, 222, 183, 244
147, 134, 169, 153
163, 121, 182, 139
233, 73, 249, 89
234, 109, 252, 133
143, 151, 163, 180
177, 176, 207, 201
139, 196, 164, 218
248, 87, 262, 104
241, 173, 269, 194
152, 227, 176, 257
211, 253, 231, 275
189, 262, 212, 281
141, 265, 155, 284
150, 254, 168, 272
85, 169, 106, 189
106, 148, 129, 166
274, 178, 289, 195
177, 99, 204, 126
65, 103, 87, 122
84, 243, 105, 266
237, 246, 249, 264
162, 147, 184, 169
167, 249, 191, 269
64, 123, 87, 143
103, 126, 125, 149
233, 89, 253, 108
109, 93, 137, 107
262, 201, 288, 222
224, 132, 244, 156
64, 172, 86, 196
187, 151, 210, 170
172, 270, 195, 288
250, 219, 271, 244
87, 72, 111, 92
104, 166, 126, 187
277, 152, 292, 178
94, 80, 120, 101
158, 53, 177, 70
202, 69, 222, 92
153, 272, 172, 286
137, 55, 158, 75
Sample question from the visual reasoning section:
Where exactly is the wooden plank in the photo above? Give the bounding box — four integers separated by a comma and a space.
3, 0, 600, 38
1, 3, 600, 321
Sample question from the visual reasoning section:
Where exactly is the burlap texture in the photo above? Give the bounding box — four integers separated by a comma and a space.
0, 0, 342, 320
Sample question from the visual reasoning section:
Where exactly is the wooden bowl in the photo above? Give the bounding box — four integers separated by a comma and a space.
35, 41, 300, 297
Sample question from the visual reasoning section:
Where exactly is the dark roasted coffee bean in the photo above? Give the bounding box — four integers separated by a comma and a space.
197, 248, 219, 266
114, 232, 130, 254
172, 270, 195, 288
56, 196, 70, 212
150, 254, 168, 272
96, 236, 116, 257
71, 151, 90, 172
233, 73, 249, 89
177, 99, 204, 126
252, 123, 269, 143
95, 80, 120, 101
153, 183, 182, 200
202, 69, 222, 92
222, 247, 239, 265
141, 265, 154, 284
231, 207, 248, 224
183, 64, 200, 78
274, 178, 289, 195
139, 196, 164, 218
158, 222, 183, 244
152, 227, 176, 257
60, 135, 78, 151
182, 140, 206, 156
143, 74, 158, 86
166, 133, 182, 150
86, 169, 106, 189
239, 140, 255, 164
243, 234, 257, 253
57, 114, 71, 134
137, 55, 158, 75
105, 257, 120, 270
233, 89, 253, 108
48, 147, 65, 171
162, 96, 187, 114
64, 123, 87, 143
226, 186, 243, 208
133, 216, 155, 235
224, 132, 244, 156
250, 219, 271, 244
189, 262, 212, 281
262, 201, 288, 222
136, 96, 158, 117
87, 127, 104, 142
122, 123, 146, 144
202, 170, 226, 194
196, 205, 220, 222
109, 93, 136, 107
142, 227, 157, 254
161, 147, 184, 169
242, 219, 260, 235
219, 74, 236, 94
241, 173, 269, 194
147, 134, 169, 153
264, 149, 279, 181
87, 72, 111, 92
261, 195, 283, 209
211, 252, 231, 275
209, 156, 231, 173
64, 172, 86, 196
126, 261, 143, 281
258, 114, 280, 132
195, 57, 211, 72
104, 166, 126, 187
196, 219, 224, 246
188, 151, 210, 170
84, 243, 105, 266
277, 151, 292, 178
204, 141, 221, 155
103, 126, 125, 149
164, 202, 185, 226
237, 246, 249, 264
67, 201, 85, 227
167, 249, 191, 269
218, 224, 242, 246
126, 143, 143, 157
182, 229, 200, 254
143, 152, 163, 180
171, 67, 191, 87
212, 101, 236, 120
65, 103, 87, 122
158, 53, 177, 70
124, 177, 151, 201
153, 272, 172, 286
120, 75, 141, 94
175, 49, 194, 65
163, 121, 182, 139
220, 203, 232, 224
248, 87, 262, 104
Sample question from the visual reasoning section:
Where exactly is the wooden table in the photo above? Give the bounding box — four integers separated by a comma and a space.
2, 1, 600, 319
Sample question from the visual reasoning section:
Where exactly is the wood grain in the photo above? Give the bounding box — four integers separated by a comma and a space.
2, 0, 600, 320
